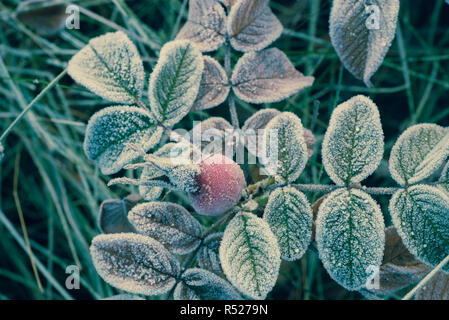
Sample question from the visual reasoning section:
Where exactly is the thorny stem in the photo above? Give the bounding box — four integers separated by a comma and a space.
224, 39, 239, 129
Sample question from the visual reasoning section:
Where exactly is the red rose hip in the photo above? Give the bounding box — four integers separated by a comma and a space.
188, 154, 245, 216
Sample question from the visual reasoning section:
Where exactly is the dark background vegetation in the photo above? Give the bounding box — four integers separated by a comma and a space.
0, 0, 448, 300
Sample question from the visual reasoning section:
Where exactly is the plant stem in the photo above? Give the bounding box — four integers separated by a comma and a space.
0, 68, 68, 142
287, 183, 400, 195
224, 40, 239, 129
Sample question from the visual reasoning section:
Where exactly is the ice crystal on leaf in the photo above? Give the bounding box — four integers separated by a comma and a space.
98, 198, 138, 234
174, 268, 242, 300
263, 187, 312, 261
128, 202, 202, 255
322, 95, 384, 186
389, 185, 449, 272
149, 40, 204, 127
84, 106, 163, 175
329, 0, 399, 86
67, 31, 144, 103
264, 112, 308, 183
389, 124, 449, 186
219, 212, 281, 300
90, 233, 180, 295
176, 0, 226, 52
440, 161, 449, 194
316, 189, 385, 291
197, 232, 223, 275
231, 48, 314, 104
227, 0, 282, 52
192, 56, 230, 110
416, 271, 449, 300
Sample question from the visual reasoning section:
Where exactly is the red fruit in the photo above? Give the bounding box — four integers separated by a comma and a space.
188, 154, 245, 216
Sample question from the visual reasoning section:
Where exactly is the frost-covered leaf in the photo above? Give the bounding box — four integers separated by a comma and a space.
220, 0, 238, 7
68, 31, 144, 103
176, 0, 226, 52
389, 124, 449, 186
83, 106, 163, 175
361, 226, 429, 298
440, 161, 449, 194
263, 187, 312, 261
149, 40, 204, 127
329, 0, 399, 86
231, 48, 314, 103
322, 95, 384, 185
139, 143, 191, 200
316, 189, 385, 290
102, 294, 145, 300
219, 212, 281, 299
389, 185, 449, 272
192, 56, 230, 110
90, 233, 180, 295
264, 112, 308, 183
416, 271, 449, 300
197, 232, 223, 275
128, 202, 202, 255
174, 268, 242, 300
16, 0, 66, 35
98, 197, 139, 234
227, 0, 283, 52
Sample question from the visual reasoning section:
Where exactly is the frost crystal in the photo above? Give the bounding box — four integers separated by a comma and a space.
231, 48, 314, 104
197, 232, 223, 275
228, 0, 283, 52
98, 198, 136, 234
149, 40, 204, 127
330, 0, 399, 86
90, 233, 180, 295
84, 106, 163, 175
263, 187, 312, 261
264, 112, 308, 183
389, 185, 449, 272
174, 268, 242, 300
191, 56, 230, 110
128, 202, 202, 255
176, 0, 226, 52
219, 212, 281, 300
68, 31, 144, 103
389, 124, 449, 186
416, 271, 449, 300
316, 189, 385, 291
322, 95, 384, 186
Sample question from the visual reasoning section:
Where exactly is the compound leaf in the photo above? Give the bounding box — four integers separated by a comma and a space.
329, 0, 400, 86
192, 56, 230, 110
176, 0, 226, 52
389, 185, 449, 272
263, 187, 312, 261
263, 112, 308, 183
316, 189, 385, 291
149, 40, 204, 127
322, 95, 384, 185
227, 0, 282, 52
231, 48, 314, 103
389, 124, 449, 186
90, 233, 180, 295
68, 31, 144, 103
174, 268, 242, 300
128, 202, 202, 255
197, 232, 223, 275
416, 271, 449, 300
84, 106, 163, 175
219, 212, 281, 300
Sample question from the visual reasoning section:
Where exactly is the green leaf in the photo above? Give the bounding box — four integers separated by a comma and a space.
90, 233, 180, 295
84, 106, 163, 175
128, 202, 202, 255
149, 40, 204, 127
389, 124, 449, 186
174, 268, 242, 300
389, 185, 449, 271
68, 31, 144, 103
263, 112, 308, 183
263, 187, 312, 261
316, 189, 385, 290
219, 212, 281, 300
322, 95, 384, 185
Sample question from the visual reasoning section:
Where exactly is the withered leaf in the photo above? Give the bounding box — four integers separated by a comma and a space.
16, 0, 67, 35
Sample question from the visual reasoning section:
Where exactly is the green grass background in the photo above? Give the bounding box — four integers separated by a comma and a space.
0, 0, 448, 300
